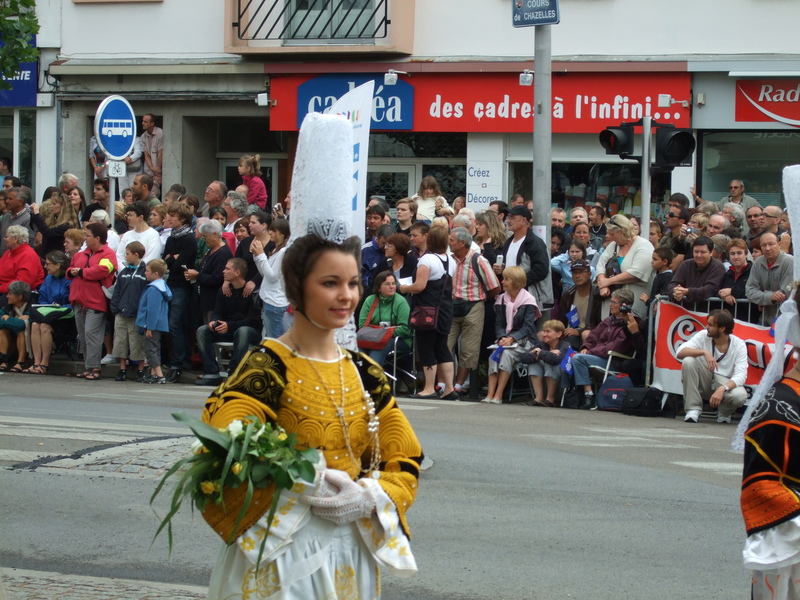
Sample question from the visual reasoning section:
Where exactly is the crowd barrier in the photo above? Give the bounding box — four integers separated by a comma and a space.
645, 296, 794, 398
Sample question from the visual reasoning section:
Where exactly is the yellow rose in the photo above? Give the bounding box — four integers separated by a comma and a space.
200, 480, 220, 495
277, 432, 288, 441
232, 463, 243, 475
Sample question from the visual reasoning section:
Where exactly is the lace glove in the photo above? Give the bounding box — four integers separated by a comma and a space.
300, 468, 376, 524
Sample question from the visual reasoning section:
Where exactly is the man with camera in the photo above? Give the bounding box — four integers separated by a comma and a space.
569, 288, 642, 409
666, 236, 726, 312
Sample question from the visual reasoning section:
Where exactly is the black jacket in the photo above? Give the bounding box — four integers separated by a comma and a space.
164, 233, 198, 290
500, 230, 553, 307
493, 300, 538, 342
210, 285, 262, 332
110, 262, 148, 317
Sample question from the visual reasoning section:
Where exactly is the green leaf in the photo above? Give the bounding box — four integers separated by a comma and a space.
173, 412, 231, 454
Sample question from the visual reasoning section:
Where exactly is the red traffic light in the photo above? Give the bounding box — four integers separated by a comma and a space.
599, 126, 634, 157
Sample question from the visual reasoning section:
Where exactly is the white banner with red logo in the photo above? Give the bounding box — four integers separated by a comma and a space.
652, 302, 794, 396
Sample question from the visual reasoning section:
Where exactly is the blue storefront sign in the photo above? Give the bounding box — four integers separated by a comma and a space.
0, 38, 38, 108
512, 0, 560, 27
297, 74, 414, 130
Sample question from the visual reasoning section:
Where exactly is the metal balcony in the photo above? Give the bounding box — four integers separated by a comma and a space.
235, 0, 389, 42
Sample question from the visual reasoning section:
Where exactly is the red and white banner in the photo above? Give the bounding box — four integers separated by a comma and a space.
270, 72, 692, 134
651, 302, 794, 395
735, 79, 800, 127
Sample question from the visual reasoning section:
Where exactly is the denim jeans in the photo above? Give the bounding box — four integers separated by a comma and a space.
366, 337, 410, 367
168, 286, 190, 368
262, 303, 289, 339
196, 324, 262, 376
570, 353, 609, 386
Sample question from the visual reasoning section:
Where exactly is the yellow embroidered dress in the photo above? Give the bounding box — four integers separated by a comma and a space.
203, 339, 423, 600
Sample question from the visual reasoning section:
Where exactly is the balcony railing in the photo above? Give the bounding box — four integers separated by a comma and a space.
235, 0, 389, 42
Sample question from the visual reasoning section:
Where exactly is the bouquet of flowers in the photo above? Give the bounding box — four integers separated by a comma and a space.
151, 412, 318, 567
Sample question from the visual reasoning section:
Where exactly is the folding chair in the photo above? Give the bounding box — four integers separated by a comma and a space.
506, 361, 536, 402
384, 335, 417, 396
588, 350, 635, 392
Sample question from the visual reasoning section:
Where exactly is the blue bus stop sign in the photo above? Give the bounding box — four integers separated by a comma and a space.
94, 95, 137, 160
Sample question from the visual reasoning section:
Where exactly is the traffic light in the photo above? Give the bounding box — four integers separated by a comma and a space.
654, 127, 695, 170
599, 126, 634, 158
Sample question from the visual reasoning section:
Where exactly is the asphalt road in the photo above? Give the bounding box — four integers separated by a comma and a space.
0, 373, 749, 599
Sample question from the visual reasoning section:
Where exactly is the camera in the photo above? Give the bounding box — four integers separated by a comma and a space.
619, 304, 632, 314
686, 227, 700, 235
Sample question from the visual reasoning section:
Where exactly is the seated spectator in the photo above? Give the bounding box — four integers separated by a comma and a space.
0, 280, 32, 371
745, 232, 795, 326
677, 309, 747, 424
195, 258, 262, 386
26, 251, 72, 375
68, 222, 117, 380
520, 319, 571, 407
63, 228, 86, 259
570, 289, 641, 409
30, 192, 79, 257
109, 241, 148, 382
718, 238, 757, 323
483, 266, 540, 404
640, 247, 674, 312
0, 225, 44, 293
358, 270, 412, 366
186, 219, 233, 324
666, 236, 726, 311
555, 259, 598, 350
0, 186, 34, 255
135, 259, 172, 384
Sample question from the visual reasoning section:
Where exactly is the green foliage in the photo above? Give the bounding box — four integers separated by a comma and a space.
0, 0, 40, 92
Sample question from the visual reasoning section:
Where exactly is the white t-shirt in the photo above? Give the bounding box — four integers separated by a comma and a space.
117, 227, 164, 267
418, 252, 455, 281
680, 330, 748, 386
505, 237, 525, 268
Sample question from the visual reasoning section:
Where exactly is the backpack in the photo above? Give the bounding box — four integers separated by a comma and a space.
621, 387, 665, 417
596, 374, 634, 411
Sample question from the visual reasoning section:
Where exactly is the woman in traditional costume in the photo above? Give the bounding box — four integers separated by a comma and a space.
203, 233, 422, 600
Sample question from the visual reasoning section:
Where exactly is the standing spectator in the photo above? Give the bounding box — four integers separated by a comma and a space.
677, 309, 747, 423
67, 222, 117, 380
569, 207, 588, 232
0, 280, 32, 372
495, 205, 553, 311
186, 219, 233, 324
640, 247, 674, 311
551, 239, 593, 290
25, 251, 72, 374
162, 203, 198, 383
89, 135, 108, 180
117, 202, 163, 267
482, 265, 540, 404
0, 187, 33, 255
658, 206, 691, 270
595, 214, 654, 318
238, 154, 268, 211
394, 198, 417, 236
63, 228, 86, 259
399, 226, 458, 400
667, 236, 726, 311
131, 174, 160, 208
744, 205, 764, 247
234, 210, 272, 296
135, 259, 172, 383
88, 210, 120, 253
488, 200, 509, 228
570, 222, 599, 260
194, 258, 263, 386
780, 209, 793, 256
588, 205, 607, 246
707, 213, 730, 237
67, 187, 87, 226
0, 225, 43, 293
720, 179, 760, 213
252, 217, 290, 338
411, 176, 452, 223
233, 219, 249, 249
222, 191, 248, 233
57, 173, 79, 195
0, 156, 11, 177
109, 241, 148, 382
447, 227, 500, 394
119, 135, 144, 193
200, 181, 227, 218
29, 193, 79, 257
550, 207, 567, 229
82, 179, 110, 224
377, 232, 417, 283
722, 202, 746, 232
364, 204, 385, 242
474, 210, 506, 265
140, 114, 163, 199
718, 238, 757, 323
746, 232, 795, 325
409, 221, 428, 259
362, 223, 392, 291
149, 204, 170, 247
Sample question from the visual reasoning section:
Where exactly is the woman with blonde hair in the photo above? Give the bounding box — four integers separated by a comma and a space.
474, 210, 507, 265
594, 214, 654, 318
29, 193, 79, 257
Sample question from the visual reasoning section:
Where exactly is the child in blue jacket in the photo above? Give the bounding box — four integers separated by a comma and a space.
135, 258, 172, 384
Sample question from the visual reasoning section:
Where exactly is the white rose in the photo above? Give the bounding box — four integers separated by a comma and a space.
226, 420, 244, 438
250, 424, 266, 442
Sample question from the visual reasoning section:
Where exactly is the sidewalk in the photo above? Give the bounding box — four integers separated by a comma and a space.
2, 568, 206, 600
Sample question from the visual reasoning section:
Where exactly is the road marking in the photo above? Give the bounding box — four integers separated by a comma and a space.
0, 450, 47, 462
0, 416, 186, 436
523, 426, 726, 449
0, 425, 136, 443
134, 389, 211, 397
672, 461, 743, 476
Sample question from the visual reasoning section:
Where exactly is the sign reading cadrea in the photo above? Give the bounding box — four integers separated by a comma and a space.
94, 95, 137, 160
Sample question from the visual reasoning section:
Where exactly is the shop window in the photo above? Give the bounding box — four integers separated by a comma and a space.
509, 161, 671, 219
287, 0, 376, 42
369, 133, 467, 159
420, 164, 466, 202
699, 131, 800, 208
217, 120, 288, 154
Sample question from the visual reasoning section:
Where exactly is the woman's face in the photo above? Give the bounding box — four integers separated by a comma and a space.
302, 250, 360, 330
610, 228, 627, 246
122, 191, 133, 205
378, 276, 397, 298
502, 275, 519, 294
69, 189, 82, 207
51, 200, 62, 216
752, 247, 763, 260
608, 295, 623, 317
476, 221, 488, 239
235, 225, 248, 242
568, 245, 583, 263
384, 242, 396, 258
572, 224, 590, 245
689, 216, 704, 230
729, 246, 747, 267
249, 216, 266, 236
64, 238, 79, 254
268, 228, 285, 246
44, 259, 61, 276
630, 218, 641, 236
6, 291, 20, 306
203, 232, 219, 246
149, 211, 162, 227
212, 213, 226, 227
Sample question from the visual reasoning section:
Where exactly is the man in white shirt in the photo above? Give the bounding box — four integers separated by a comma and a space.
677, 309, 748, 423
117, 202, 163, 267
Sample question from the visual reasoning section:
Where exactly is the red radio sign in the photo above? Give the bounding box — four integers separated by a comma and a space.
735, 79, 800, 127
270, 72, 692, 134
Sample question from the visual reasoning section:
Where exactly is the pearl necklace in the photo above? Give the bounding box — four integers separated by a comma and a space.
288, 334, 382, 478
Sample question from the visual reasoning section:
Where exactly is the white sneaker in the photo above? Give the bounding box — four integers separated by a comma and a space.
101, 354, 116, 365
716, 413, 732, 424
488, 398, 502, 404
684, 409, 701, 423
480, 397, 491, 403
